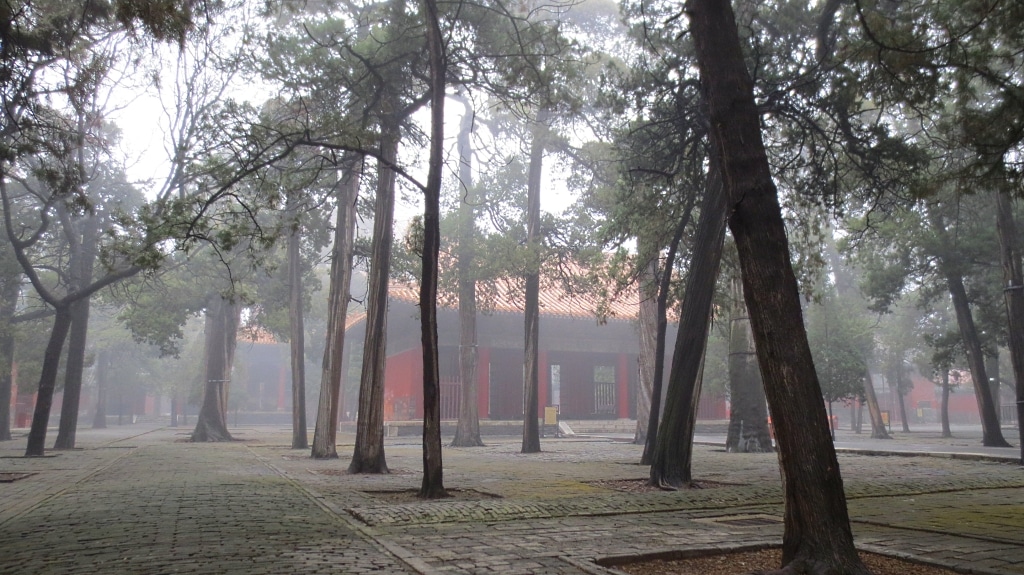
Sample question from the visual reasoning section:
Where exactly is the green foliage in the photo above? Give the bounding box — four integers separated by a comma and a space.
804, 286, 871, 405
845, 189, 1004, 356
10, 316, 58, 393
850, 0, 1024, 186
116, 267, 209, 357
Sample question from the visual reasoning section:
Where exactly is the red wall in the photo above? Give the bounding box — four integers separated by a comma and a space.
904, 373, 980, 423
384, 348, 424, 420
381, 346, 647, 421
487, 348, 525, 419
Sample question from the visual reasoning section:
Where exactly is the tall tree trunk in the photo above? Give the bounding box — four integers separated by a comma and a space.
418, 1, 447, 498
725, 274, 772, 453
53, 299, 91, 449
985, 352, 1000, 423
895, 363, 910, 433
451, 94, 483, 448
640, 217, 688, 465
943, 268, 1009, 446
287, 218, 308, 450
349, 125, 399, 474
0, 268, 17, 441
929, 208, 1008, 446
940, 369, 952, 438
897, 384, 913, 429
191, 296, 237, 442
54, 213, 98, 450
996, 190, 1024, 463
92, 350, 108, 429
650, 158, 726, 488
0, 331, 13, 442
222, 303, 240, 422
634, 251, 658, 445
521, 107, 549, 455
25, 305, 73, 456
688, 0, 869, 571
311, 156, 361, 459
862, 369, 890, 439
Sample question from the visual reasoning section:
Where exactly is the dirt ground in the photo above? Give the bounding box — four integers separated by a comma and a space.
618, 548, 960, 575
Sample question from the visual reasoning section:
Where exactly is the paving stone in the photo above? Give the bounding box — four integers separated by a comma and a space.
2, 424, 1023, 574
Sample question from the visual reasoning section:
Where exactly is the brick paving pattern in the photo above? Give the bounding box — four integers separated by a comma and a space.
2, 423, 1023, 574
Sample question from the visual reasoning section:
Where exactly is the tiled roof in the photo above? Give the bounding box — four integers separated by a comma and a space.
239, 325, 278, 345
387, 277, 638, 322
346, 311, 368, 331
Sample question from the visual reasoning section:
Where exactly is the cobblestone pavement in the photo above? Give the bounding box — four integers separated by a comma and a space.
2, 423, 1023, 574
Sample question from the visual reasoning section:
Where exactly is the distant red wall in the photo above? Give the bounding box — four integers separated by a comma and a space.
488, 348, 524, 420
903, 373, 980, 423
380, 346, 651, 421
384, 348, 423, 420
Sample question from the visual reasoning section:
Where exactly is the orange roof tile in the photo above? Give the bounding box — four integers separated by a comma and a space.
345, 311, 368, 331
239, 325, 278, 345
388, 277, 638, 322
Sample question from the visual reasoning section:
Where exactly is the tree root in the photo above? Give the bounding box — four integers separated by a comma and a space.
653, 478, 701, 491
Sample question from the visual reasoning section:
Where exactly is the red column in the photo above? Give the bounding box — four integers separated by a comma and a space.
617, 353, 630, 419
477, 347, 490, 419
539, 350, 549, 409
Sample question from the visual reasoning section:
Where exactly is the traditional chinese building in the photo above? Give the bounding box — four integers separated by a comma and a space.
343, 280, 656, 422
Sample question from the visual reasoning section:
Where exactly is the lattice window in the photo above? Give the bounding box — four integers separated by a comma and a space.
594, 365, 617, 415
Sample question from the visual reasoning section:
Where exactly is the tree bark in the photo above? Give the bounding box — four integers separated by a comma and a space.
687, 0, 868, 571
521, 107, 549, 454
634, 251, 658, 445
649, 157, 726, 488
895, 361, 910, 433
725, 274, 772, 453
862, 369, 891, 439
418, 0, 447, 498
53, 298, 91, 449
191, 296, 238, 442
983, 354, 999, 421
53, 210, 99, 449
985, 352, 1000, 423
451, 94, 483, 448
0, 334, 12, 442
0, 268, 17, 441
928, 208, 1008, 446
640, 217, 688, 465
91, 350, 108, 429
349, 125, 399, 474
25, 305, 73, 456
995, 190, 1024, 463
943, 265, 1009, 446
940, 369, 952, 438
287, 215, 308, 450
311, 156, 361, 459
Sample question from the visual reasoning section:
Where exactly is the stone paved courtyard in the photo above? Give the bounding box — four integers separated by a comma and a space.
1, 423, 1023, 574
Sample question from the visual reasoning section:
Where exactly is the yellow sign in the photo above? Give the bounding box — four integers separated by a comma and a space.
544, 406, 559, 425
